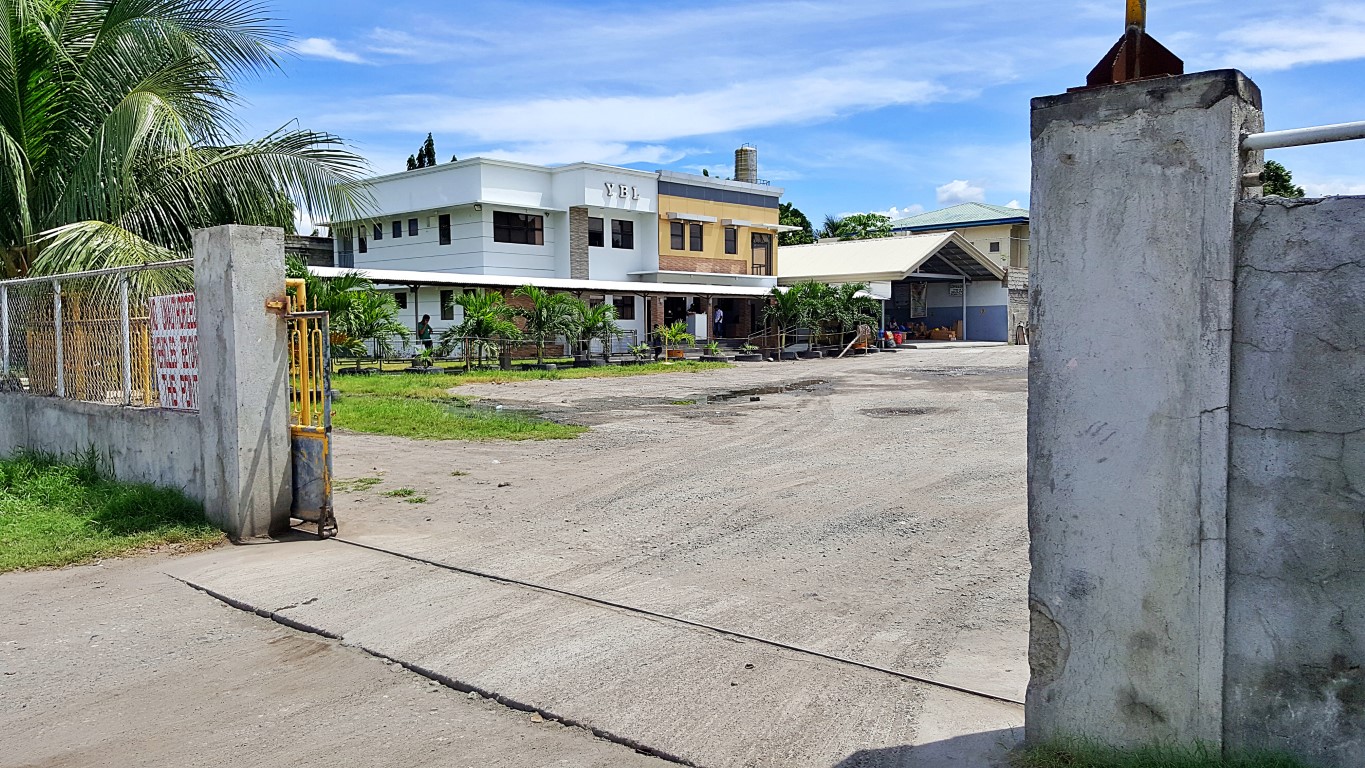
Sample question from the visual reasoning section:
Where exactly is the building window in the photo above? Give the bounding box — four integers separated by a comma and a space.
612, 295, 636, 320
688, 223, 703, 252
989, 241, 1001, 253
588, 217, 604, 247
372, 223, 382, 241
493, 211, 544, 245
438, 214, 451, 245
337, 228, 354, 268
392, 220, 402, 239
440, 290, 454, 321
409, 218, 419, 237
612, 219, 634, 249
393, 291, 406, 309
358, 235, 367, 253
670, 221, 685, 250
751, 233, 772, 275
724, 227, 737, 255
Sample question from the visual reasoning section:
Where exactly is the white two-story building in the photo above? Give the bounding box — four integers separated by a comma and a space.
321, 154, 789, 349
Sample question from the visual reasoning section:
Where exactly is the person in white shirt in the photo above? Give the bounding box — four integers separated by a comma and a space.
713, 306, 724, 339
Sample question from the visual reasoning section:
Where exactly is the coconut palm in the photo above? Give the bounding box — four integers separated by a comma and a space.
655, 320, 695, 360
569, 300, 624, 361
823, 282, 881, 338
0, 0, 368, 281
512, 285, 577, 364
439, 289, 520, 369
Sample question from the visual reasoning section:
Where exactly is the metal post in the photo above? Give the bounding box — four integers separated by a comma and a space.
53, 280, 64, 397
120, 275, 132, 405
961, 277, 968, 341
1, 284, 9, 376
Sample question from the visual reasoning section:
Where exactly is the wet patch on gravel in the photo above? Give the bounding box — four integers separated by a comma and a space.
699, 379, 829, 403
860, 406, 952, 418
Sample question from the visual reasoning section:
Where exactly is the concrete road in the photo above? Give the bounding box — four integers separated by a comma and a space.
167, 347, 1030, 766
0, 555, 669, 768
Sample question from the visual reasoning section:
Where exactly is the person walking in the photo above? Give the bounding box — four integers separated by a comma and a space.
417, 314, 433, 351
713, 305, 724, 339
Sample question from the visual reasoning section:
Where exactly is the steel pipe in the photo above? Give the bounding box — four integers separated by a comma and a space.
1, 285, 8, 377
120, 276, 132, 406
1243, 121, 1365, 152
53, 280, 63, 398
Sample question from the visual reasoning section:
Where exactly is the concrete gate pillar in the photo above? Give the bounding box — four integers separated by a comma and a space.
194, 225, 292, 540
1027, 71, 1263, 745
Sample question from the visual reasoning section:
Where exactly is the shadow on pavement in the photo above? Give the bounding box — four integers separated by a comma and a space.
831, 727, 1021, 767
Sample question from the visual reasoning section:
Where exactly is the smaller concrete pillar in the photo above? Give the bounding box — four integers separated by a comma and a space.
194, 226, 291, 540
705, 296, 716, 338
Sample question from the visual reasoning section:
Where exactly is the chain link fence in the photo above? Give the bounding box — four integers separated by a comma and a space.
332, 330, 642, 371
1, 261, 197, 409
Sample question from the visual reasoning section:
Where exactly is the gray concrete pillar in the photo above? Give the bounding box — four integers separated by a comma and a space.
569, 206, 589, 279
1027, 71, 1263, 746
194, 225, 292, 540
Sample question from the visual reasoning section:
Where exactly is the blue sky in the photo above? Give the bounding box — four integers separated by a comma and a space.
238, 1, 1365, 227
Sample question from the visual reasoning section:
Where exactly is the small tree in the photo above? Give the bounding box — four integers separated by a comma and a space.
571, 301, 626, 361
439, 290, 520, 369
1261, 160, 1305, 198
779, 202, 815, 246
820, 214, 844, 239
422, 133, 437, 168
406, 154, 418, 171
824, 282, 881, 343
512, 285, 577, 364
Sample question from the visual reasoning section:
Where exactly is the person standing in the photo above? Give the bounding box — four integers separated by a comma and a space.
713, 305, 724, 339
417, 314, 433, 351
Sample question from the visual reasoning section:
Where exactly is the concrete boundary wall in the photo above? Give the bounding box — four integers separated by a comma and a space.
1224, 196, 1365, 765
0, 393, 203, 499
0, 226, 291, 540
1028, 69, 1363, 767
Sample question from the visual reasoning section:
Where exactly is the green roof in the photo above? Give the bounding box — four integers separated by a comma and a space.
889, 202, 1029, 229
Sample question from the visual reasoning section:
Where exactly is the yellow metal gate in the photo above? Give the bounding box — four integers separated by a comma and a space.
286, 278, 336, 537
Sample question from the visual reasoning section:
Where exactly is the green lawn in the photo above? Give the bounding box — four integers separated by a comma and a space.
331, 374, 585, 441
1014, 739, 1314, 768
0, 451, 222, 572
329, 362, 728, 441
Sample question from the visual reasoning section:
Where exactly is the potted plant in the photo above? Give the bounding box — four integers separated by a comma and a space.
734, 343, 764, 363
569, 300, 625, 366
699, 340, 732, 363
657, 321, 694, 361
512, 285, 575, 369
406, 346, 437, 373
626, 342, 653, 365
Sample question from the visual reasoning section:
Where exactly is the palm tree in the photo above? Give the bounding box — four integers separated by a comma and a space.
820, 214, 844, 239
512, 285, 577, 364
762, 286, 805, 354
656, 321, 695, 360
0, 0, 368, 280
824, 282, 881, 343
284, 256, 407, 363
439, 290, 520, 369
570, 300, 625, 361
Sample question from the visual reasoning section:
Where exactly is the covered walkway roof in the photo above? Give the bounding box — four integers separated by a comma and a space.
778, 231, 1006, 284
308, 266, 776, 297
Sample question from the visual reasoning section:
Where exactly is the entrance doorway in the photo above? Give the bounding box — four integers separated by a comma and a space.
664, 297, 688, 326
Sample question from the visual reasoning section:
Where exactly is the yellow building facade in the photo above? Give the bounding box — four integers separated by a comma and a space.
655, 172, 783, 278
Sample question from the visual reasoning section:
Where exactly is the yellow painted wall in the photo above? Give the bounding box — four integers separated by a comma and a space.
656, 195, 781, 274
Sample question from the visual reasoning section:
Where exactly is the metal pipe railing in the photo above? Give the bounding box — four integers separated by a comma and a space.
0, 258, 193, 287
1243, 121, 1365, 152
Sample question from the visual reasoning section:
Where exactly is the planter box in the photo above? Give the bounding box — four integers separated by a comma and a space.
525, 363, 558, 371
403, 366, 439, 374
699, 355, 734, 363
780, 351, 800, 361
734, 354, 764, 363
665, 349, 686, 360
573, 359, 609, 368
798, 350, 824, 359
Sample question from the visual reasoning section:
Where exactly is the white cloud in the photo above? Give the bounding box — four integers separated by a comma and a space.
1299, 179, 1365, 197
1006, 200, 1023, 209
936, 179, 985, 205
1218, 5, 1365, 71
318, 72, 944, 149
293, 38, 367, 64
477, 141, 688, 167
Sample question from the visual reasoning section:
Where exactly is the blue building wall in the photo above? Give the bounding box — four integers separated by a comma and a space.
923, 305, 1008, 341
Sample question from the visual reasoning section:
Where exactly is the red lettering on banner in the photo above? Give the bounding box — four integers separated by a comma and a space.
148, 293, 199, 410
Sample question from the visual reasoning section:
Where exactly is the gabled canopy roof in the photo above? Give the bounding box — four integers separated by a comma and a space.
777, 231, 1006, 284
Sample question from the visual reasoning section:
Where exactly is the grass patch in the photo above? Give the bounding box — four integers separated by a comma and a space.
334, 476, 383, 493
450, 471, 469, 477
1014, 739, 1314, 768
669, 399, 696, 406
0, 451, 221, 572
383, 487, 417, 498
405, 496, 427, 504
333, 396, 585, 441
